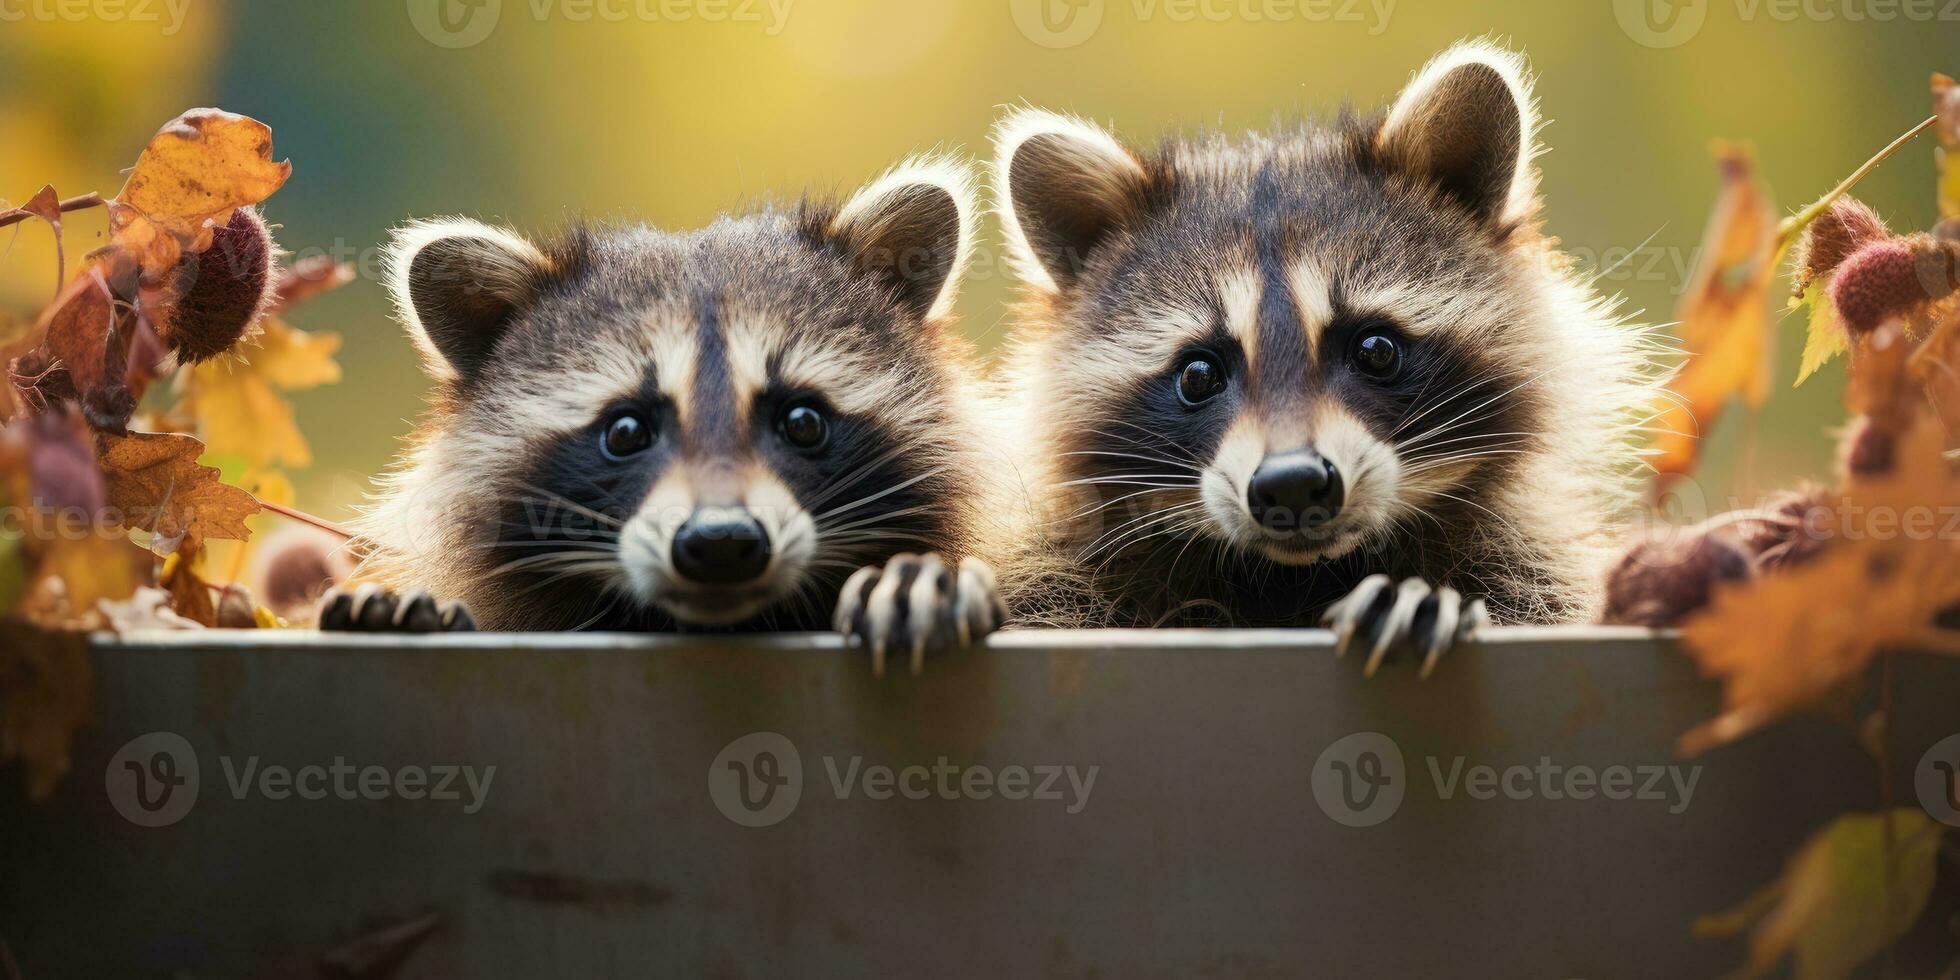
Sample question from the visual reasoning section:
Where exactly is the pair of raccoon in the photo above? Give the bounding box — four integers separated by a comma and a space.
326, 40, 1660, 675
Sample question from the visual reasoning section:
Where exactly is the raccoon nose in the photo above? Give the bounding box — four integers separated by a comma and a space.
1247, 450, 1344, 532
671, 509, 773, 586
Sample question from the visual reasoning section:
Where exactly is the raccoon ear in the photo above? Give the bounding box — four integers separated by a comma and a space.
1377, 40, 1540, 226
825, 156, 978, 321
993, 108, 1151, 291
386, 218, 554, 382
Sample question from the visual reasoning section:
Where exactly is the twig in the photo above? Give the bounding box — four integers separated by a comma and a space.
1773, 115, 1938, 261
0, 191, 103, 230
256, 498, 354, 540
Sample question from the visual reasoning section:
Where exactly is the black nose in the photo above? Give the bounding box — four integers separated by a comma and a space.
1247, 450, 1344, 532
671, 509, 772, 585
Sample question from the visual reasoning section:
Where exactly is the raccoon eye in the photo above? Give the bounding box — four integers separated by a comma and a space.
1176, 353, 1228, 406
1350, 331, 1403, 379
779, 403, 829, 451
601, 411, 654, 460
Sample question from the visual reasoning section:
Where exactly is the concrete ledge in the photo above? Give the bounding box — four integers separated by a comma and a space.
3, 628, 1956, 976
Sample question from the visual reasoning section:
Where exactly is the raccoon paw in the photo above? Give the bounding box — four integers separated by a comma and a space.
834, 553, 1006, 677
1322, 575, 1484, 679
318, 585, 477, 634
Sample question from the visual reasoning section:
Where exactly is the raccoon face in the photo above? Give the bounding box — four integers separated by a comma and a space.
384, 158, 980, 629
997, 43, 1558, 569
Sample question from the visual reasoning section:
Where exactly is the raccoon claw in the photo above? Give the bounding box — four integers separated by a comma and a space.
318, 585, 476, 633
1322, 576, 1483, 679
835, 553, 1005, 677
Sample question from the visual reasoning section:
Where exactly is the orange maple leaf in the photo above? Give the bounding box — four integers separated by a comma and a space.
1649, 144, 1779, 482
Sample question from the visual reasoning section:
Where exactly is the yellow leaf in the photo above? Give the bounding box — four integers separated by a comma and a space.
1699, 811, 1942, 980
32, 533, 147, 611
1935, 73, 1960, 219
109, 108, 291, 275
184, 356, 312, 469
178, 319, 340, 470
1649, 145, 1778, 479
1794, 295, 1848, 386
251, 318, 342, 391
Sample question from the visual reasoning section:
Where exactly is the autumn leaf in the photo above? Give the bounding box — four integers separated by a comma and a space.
179, 317, 340, 469
1696, 810, 1942, 980
0, 620, 91, 802
1793, 300, 1847, 387
267, 255, 354, 315
14, 252, 145, 432
26, 533, 148, 615
160, 545, 216, 627
1935, 73, 1960, 221
98, 430, 259, 547
1910, 306, 1960, 437
1649, 145, 1779, 480
1678, 416, 1960, 754
109, 109, 291, 277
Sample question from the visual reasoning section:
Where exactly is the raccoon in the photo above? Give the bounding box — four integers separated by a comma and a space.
990, 41, 1661, 672
322, 157, 1010, 673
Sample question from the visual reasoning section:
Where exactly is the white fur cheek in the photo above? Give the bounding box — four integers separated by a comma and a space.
1198, 418, 1264, 543
1309, 406, 1403, 542
745, 474, 813, 589
619, 474, 694, 600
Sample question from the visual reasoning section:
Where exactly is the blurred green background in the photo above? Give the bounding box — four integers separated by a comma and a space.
1, 0, 1954, 523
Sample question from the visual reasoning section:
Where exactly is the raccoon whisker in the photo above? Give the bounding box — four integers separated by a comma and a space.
1066, 485, 1200, 523
1080, 501, 1205, 564
566, 596, 625, 632
475, 537, 621, 553
1398, 431, 1537, 455
1401, 443, 1535, 470
1399, 369, 1553, 449
1088, 420, 1208, 466
1391, 364, 1521, 439
803, 443, 915, 511
1057, 449, 1204, 474
1424, 489, 1526, 541
820, 504, 945, 538
510, 485, 625, 529
1402, 450, 1536, 475
487, 551, 622, 580
1057, 473, 1202, 489
813, 467, 949, 525
1095, 512, 1209, 579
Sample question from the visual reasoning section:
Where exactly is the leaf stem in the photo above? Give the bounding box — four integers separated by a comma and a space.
1773, 115, 1938, 261
0, 191, 104, 230
256, 498, 354, 540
